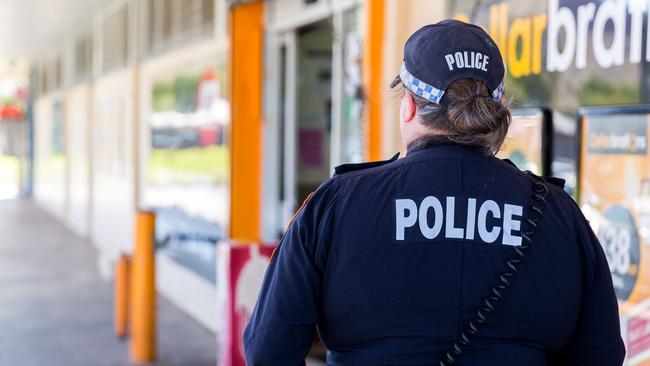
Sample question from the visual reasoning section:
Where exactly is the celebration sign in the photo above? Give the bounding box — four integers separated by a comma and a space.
579, 106, 650, 364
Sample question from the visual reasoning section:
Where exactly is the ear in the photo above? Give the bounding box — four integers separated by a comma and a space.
400, 92, 417, 123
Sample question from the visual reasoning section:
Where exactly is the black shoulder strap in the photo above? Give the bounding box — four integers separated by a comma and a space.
334, 153, 399, 175
439, 171, 550, 366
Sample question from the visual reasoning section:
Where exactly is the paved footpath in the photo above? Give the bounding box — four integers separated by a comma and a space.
0, 200, 217, 366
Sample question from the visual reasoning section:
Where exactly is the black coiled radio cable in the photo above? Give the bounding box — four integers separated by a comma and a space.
439, 173, 550, 366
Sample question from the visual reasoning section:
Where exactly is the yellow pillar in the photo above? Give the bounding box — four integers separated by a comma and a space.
363, 0, 385, 161
229, 1, 264, 242
130, 211, 156, 363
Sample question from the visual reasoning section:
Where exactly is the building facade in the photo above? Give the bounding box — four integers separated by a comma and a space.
29, 0, 650, 364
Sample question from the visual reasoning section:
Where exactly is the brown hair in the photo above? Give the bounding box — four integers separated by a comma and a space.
400, 78, 511, 155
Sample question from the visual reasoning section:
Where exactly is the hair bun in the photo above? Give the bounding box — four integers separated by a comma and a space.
447, 96, 504, 134
444, 80, 511, 154
400, 78, 511, 155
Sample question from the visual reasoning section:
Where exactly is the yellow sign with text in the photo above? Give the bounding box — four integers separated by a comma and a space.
457, 0, 650, 78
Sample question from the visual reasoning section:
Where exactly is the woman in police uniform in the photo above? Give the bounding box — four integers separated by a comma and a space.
245, 20, 625, 366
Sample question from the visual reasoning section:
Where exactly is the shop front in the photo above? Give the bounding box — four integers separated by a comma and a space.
261, 0, 366, 240
579, 106, 650, 364
34, 93, 68, 220
65, 83, 92, 239
138, 38, 230, 332
92, 68, 138, 279
446, 0, 650, 363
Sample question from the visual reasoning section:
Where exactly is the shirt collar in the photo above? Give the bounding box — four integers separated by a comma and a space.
406, 135, 486, 156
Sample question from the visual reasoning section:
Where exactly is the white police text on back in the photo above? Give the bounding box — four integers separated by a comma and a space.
395, 196, 523, 246
445, 51, 489, 72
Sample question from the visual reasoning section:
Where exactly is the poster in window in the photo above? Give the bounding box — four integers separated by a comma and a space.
579, 109, 650, 364
497, 109, 547, 175
144, 51, 230, 281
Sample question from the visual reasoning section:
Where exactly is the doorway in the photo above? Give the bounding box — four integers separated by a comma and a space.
268, 20, 334, 237
263, 3, 364, 239
295, 21, 333, 204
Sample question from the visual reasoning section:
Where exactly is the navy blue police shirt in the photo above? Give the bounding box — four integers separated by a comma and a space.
244, 139, 625, 366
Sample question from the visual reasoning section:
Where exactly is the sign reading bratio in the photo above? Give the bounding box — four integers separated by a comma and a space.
453, 0, 650, 77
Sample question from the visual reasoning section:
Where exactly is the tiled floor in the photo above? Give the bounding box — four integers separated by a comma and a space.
0, 200, 217, 366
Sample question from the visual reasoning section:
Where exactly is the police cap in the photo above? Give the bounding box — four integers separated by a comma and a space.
390, 19, 505, 106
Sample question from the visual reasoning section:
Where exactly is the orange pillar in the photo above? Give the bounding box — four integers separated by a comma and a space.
229, 1, 264, 242
130, 211, 156, 363
114, 254, 131, 338
363, 0, 385, 161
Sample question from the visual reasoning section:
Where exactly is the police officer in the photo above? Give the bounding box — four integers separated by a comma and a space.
244, 20, 625, 365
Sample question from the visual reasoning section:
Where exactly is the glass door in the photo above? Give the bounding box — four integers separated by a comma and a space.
279, 30, 298, 232
331, 7, 364, 168
264, 5, 362, 240
263, 29, 299, 238
294, 20, 334, 205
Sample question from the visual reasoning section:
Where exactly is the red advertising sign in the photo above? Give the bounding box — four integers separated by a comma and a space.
217, 241, 277, 366
629, 314, 650, 359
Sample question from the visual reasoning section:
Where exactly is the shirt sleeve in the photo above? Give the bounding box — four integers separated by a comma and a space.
243, 179, 339, 366
557, 205, 626, 365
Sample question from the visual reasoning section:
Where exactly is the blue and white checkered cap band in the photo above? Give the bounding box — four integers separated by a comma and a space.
399, 63, 445, 104
491, 81, 505, 101
399, 63, 504, 104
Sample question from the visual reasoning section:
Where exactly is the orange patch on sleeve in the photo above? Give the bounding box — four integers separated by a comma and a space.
286, 192, 315, 230
270, 192, 315, 260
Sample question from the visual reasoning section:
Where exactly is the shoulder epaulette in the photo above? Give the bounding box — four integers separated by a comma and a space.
502, 159, 565, 189
501, 158, 517, 168
334, 153, 400, 175
526, 171, 566, 188
544, 176, 566, 188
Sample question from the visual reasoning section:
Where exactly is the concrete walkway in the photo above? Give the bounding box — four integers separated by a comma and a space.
0, 200, 217, 366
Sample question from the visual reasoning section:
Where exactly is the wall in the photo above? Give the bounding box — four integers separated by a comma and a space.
381, 0, 446, 157
91, 68, 137, 279
65, 84, 92, 239
34, 94, 68, 219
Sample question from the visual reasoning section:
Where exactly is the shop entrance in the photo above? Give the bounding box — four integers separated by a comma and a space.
264, 4, 364, 239
267, 20, 333, 237
294, 21, 333, 205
